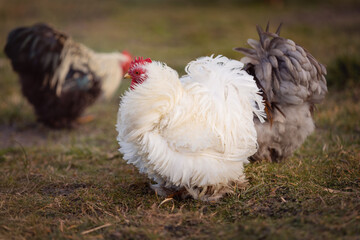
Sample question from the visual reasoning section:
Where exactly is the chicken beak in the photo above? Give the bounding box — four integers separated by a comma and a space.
124, 73, 131, 79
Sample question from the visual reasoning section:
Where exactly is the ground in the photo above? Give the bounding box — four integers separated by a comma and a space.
0, 0, 359, 239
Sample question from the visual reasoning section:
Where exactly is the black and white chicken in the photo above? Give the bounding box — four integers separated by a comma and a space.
4, 23, 132, 128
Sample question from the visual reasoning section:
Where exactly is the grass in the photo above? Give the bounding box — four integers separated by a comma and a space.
0, 0, 360, 239
327, 55, 360, 89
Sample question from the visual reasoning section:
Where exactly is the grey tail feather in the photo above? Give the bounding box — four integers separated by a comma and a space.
233, 47, 255, 56
276, 22, 283, 35
266, 21, 270, 32
233, 47, 243, 52
256, 25, 266, 48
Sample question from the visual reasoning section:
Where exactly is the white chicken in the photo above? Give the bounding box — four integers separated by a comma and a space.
116, 56, 265, 201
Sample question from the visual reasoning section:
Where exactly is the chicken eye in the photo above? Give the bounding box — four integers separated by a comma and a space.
135, 71, 140, 75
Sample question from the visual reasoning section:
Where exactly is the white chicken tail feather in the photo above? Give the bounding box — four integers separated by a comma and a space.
184, 55, 266, 123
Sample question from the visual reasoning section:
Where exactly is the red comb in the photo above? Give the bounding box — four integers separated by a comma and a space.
130, 57, 152, 67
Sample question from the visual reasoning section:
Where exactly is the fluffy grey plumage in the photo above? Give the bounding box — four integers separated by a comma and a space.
234, 24, 327, 162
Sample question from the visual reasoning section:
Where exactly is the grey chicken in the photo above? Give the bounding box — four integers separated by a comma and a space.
4, 23, 132, 128
234, 24, 327, 162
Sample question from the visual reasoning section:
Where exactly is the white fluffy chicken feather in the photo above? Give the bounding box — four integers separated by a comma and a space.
117, 55, 265, 201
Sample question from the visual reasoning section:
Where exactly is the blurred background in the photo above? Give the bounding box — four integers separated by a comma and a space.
0, 0, 360, 146
1, 0, 360, 145
1, 1, 360, 79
